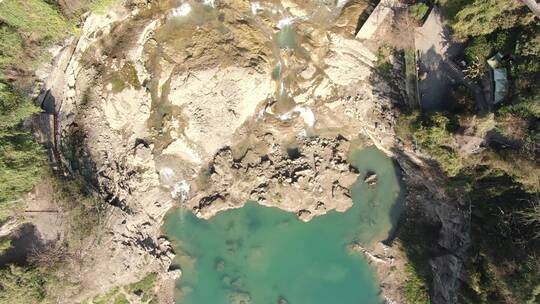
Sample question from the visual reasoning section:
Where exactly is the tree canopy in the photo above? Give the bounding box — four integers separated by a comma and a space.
451, 0, 535, 40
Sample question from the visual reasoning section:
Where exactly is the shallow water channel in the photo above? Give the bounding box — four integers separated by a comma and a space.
164, 147, 404, 304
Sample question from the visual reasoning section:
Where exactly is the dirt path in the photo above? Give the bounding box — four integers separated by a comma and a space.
414, 7, 462, 111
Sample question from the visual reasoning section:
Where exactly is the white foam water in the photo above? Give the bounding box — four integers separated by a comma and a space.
169, 2, 192, 17
251, 1, 263, 15
202, 0, 216, 8
277, 16, 295, 29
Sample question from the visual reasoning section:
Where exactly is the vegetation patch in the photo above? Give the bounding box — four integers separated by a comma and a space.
0, 265, 49, 304
126, 273, 158, 302
0, 0, 74, 41
404, 112, 465, 176
408, 3, 429, 23
397, 188, 438, 304
86, 273, 158, 304
375, 45, 394, 78
456, 169, 540, 303
105, 61, 141, 93
51, 173, 106, 249
0, 83, 46, 222
404, 263, 431, 304
404, 48, 418, 107
86, 0, 120, 14
448, 0, 535, 41
0, 239, 12, 256
0, 27, 24, 71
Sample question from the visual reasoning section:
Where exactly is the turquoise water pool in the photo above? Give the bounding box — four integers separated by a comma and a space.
164, 146, 404, 304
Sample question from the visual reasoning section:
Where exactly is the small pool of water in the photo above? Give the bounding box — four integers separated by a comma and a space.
164, 146, 404, 304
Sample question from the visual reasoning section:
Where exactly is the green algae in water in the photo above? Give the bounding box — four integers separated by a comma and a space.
271, 64, 282, 80
164, 147, 404, 304
276, 25, 298, 49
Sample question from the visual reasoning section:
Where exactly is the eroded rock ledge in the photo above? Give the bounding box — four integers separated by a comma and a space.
188, 134, 359, 221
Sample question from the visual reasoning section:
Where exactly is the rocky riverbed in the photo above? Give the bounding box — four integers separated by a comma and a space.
30, 0, 468, 303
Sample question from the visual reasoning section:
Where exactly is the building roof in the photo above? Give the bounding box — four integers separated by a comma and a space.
487, 52, 504, 69
487, 52, 508, 104
493, 68, 508, 104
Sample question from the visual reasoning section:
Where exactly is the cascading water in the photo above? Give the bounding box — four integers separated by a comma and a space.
247, 0, 352, 116
151, 0, 355, 197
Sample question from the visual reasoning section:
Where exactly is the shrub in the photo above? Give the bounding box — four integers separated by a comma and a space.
395, 109, 420, 141
408, 3, 429, 22
0, 265, 48, 304
0, 27, 24, 71
405, 264, 431, 304
0, 0, 73, 42
412, 113, 465, 175
0, 83, 45, 220
375, 45, 395, 78
88, 273, 158, 304
451, 0, 535, 41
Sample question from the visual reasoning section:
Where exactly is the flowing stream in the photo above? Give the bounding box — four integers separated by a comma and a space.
145, 0, 353, 151
164, 147, 404, 304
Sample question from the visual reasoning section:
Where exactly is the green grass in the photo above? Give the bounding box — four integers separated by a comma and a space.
376, 46, 394, 75
0, 27, 24, 70
88, 273, 158, 303
126, 273, 157, 301
51, 172, 106, 249
397, 2, 540, 303
405, 264, 431, 304
0, 132, 45, 201
0, 239, 12, 256
92, 287, 120, 304
395, 109, 420, 141
457, 168, 540, 303
397, 192, 439, 304
0, 83, 42, 129
113, 294, 130, 304
0, 1, 125, 303
374, 45, 397, 80
499, 98, 540, 120
0, 0, 75, 74
0, 0, 74, 41
86, 0, 119, 14
396, 108, 540, 302
0, 0, 121, 232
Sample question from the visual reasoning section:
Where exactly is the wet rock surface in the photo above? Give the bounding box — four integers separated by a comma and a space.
189, 134, 359, 221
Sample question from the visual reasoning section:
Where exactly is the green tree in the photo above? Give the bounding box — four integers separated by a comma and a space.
0, 265, 47, 304
413, 113, 464, 176
451, 0, 535, 41
0, 82, 45, 220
